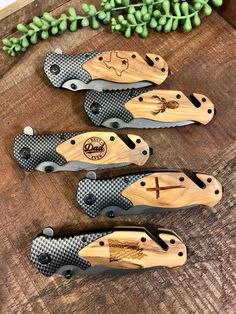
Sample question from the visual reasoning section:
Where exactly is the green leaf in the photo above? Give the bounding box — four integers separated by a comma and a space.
29, 23, 40, 31
135, 11, 142, 21
150, 17, 157, 28
115, 24, 122, 30
59, 19, 67, 31
3, 46, 10, 52
159, 16, 167, 26
124, 26, 131, 38
69, 20, 78, 31
2, 38, 12, 47
51, 26, 59, 35
28, 29, 35, 36
30, 33, 37, 44
141, 24, 148, 38
17, 24, 28, 33
145, 0, 153, 4
204, 4, 212, 16
135, 24, 143, 34
142, 13, 151, 22
193, 13, 201, 26
41, 30, 49, 39
81, 17, 89, 27
81, 3, 90, 14
33, 16, 43, 28
153, 10, 161, 18
43, 12, 54, 22
141, 5, 147, 15
173, 3, 181, 16
98, 11, 106, 20
51, 20, 59, 27
68, 7, 77, 16
181, 2, 189, 15
15, 44, 21, 51
172, 19, 179, 31
11, 51, 16, 57
127, 14, 136, 25
22, 37, 29, 47
156, 25, 162, 32
183, 17, 192, 32
128, 5, 136, 14
162, 1, 170, 15
211, 0, 223, 6
164, 18, 173, 32
91, 17, 100, 29
194, 3, 202, 10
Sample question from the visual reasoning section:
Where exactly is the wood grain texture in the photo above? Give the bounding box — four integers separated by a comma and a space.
0, 1, 235, 313
56, 131, 150, 166
125, 90, 215, 124
122, 172, 222, 208
83, 51, 168, 85
80, 228, 187, 269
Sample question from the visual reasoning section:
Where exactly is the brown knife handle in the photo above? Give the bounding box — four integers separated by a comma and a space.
56, 132, 150, 166
122, 172, 223, 208
82, 51, 168, 85
79, 228, 187, 269
125, 90, 215, 125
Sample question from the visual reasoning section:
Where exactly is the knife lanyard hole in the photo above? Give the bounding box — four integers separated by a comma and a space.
71, 140, 76, 145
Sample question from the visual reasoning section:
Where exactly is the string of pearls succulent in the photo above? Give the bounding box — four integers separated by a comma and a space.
2, 0, 223, 57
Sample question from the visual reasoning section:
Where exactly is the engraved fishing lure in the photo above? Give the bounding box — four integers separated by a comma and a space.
77, 171, 223, 218
44, 49, 168, 91
13, 127, 151, 173
84, 89, 215, 129
30, 226, 188, 278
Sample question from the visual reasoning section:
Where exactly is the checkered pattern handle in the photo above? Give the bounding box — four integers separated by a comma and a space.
31, 231, 110, 276
77, 173, 150, 217
13, 131, 79, 171
44, 52, 102, 87
84, 89, 145, 126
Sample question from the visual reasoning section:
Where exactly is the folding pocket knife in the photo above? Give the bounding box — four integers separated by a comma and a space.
13, 127, 150, 172
77, 171, 223, 217
44, 49, 168, 91
84, 89, 215, 129
30, 226, 187, 277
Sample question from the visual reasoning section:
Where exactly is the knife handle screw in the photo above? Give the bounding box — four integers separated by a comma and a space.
207, 178, 212, 183
176, 94, 181, 99
178, 252, 183, 257
141, 237, 146, 242
142, 150, 147, 155
111, 122, 119, 129
215, 190, 219, 194
161, 68, 166, 72
19, 147, 31, 160
44, 166, 54, 173
99, 56, 103, 61
132, 54, 136, 58
179, 177, 184, 182
82, 237, 87, 242
202, 97, 206, 102
64, 269, 73, 279
140, 181, 146, 186
106, 211, 115, 218
50, 64, 60, 75
155, 57, 159, 61
138, 97, 143, 102
170, 239, 175, 244
71, 140, 76, 145
123, 177, 129, 183
38, 253, 51, 265
99, 241, 105, 246
70, 83, 77, 90
110, 136, 115, 141
136, 139, 141, 144
208, 109, 212, 114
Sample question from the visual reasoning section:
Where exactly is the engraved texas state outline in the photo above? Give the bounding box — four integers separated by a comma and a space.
103, 51, 129, 76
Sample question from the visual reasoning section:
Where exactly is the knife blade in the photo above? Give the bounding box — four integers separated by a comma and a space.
13, 127, 150, 172
77, 171, 223, 217
84, 89, 215, 129
44, 50, 168, 91
31, 226, 187, 277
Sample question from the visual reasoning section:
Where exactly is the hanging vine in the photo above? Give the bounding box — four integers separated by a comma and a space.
2, 0, 223, 57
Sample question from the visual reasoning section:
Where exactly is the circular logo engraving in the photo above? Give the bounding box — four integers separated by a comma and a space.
83, 137, 107, 160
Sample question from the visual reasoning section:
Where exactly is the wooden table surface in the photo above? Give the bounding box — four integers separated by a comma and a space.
0, 1, 235, 313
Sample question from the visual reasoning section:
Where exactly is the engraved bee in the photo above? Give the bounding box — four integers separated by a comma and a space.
151, 95, 179, 115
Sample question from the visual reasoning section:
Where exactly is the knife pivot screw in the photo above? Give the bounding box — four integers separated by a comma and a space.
161, 68, 166, 72
19, 147, 31, 160
208, 109, 212, 114
176, 94, 181, 99
136, 139, 141, 144
111, 122, 119, 129
82, 237, 87, 243
141, 237, 146, 242
202, 97, 206, 102
99, 241, 104, 246
110, 136, 115, 141
71, 83, 77, 90
207, 178, 212, 183
106, 211, 115, 218
50, 64, 60, 75
99, 56, 103, 61
38, 253, 51, 265
138, 97, 143, 102
123, 177, 129, 183
71, 140, 76, 145
170, 239, 175, 244
178, 252, 183, 257
44, 166, 54, 173
60, 134, 65, 140
64, 269, 73, 279
215, 190, 219, 194
90, 102, 101, 114
179, 177, 184, 182
132, 54, 136, 58
140, 181, 146, 186
142, 150, 147, 155
84, 193, 97, 205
